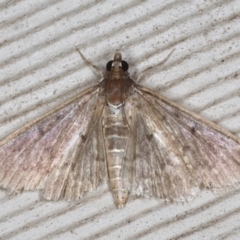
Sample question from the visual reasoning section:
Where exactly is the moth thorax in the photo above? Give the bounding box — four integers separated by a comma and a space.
107, 76, 125, 107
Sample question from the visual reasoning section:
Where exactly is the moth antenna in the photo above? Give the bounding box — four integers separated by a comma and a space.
136, 49, 175, 83
76, 48, 104, 80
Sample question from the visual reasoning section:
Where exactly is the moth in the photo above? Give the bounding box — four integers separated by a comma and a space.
0, 51, 240, 209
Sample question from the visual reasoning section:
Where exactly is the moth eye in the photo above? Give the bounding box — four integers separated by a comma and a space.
121, 61, 129, 71
106, 60, 129, 71
106, 61, 113, 71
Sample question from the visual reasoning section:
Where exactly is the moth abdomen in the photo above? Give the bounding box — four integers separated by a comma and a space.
102, 106, 130, 208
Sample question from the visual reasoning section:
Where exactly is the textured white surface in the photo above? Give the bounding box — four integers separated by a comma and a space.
0, 0, 240, 239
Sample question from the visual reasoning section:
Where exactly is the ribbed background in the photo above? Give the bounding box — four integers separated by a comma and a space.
0, 0, 240, 239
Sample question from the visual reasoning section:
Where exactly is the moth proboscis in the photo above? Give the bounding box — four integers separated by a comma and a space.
0, 50, 240, 209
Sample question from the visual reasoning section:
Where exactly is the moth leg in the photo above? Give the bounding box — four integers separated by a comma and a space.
136, 49, 175, 83
76, 49, 104, 79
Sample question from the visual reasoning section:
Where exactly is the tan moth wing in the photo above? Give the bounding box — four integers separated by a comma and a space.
129, 84, 240, 202
0, 86, 106, 200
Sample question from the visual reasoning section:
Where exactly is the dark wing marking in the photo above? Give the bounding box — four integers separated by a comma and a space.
131, 85, 240, 202
0, 86, 106, 200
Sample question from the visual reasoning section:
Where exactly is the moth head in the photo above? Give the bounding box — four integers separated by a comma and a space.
106, 52, 129, 72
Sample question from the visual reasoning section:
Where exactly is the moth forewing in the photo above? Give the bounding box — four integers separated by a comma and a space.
133, 85, 240, 201
0, 85, 101, 198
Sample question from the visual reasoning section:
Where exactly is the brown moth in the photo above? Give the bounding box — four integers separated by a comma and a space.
0, 51, 240, 209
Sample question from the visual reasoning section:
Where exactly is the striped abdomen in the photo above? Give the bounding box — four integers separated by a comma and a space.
102, 106, 129, 208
